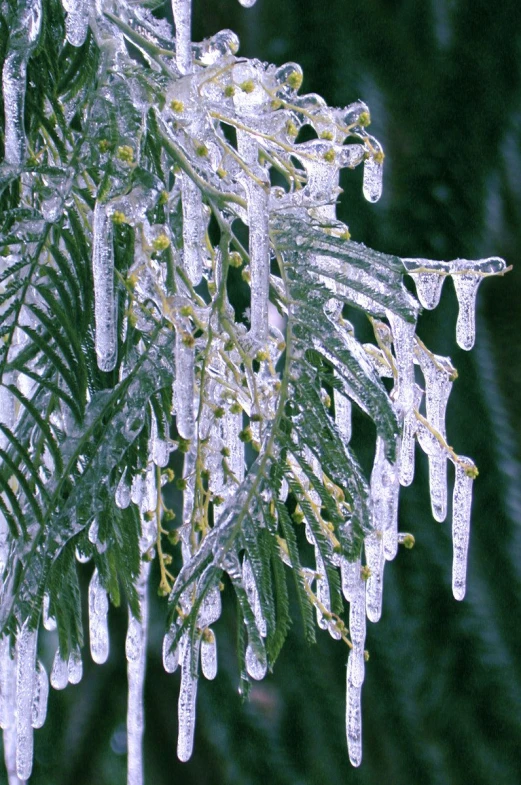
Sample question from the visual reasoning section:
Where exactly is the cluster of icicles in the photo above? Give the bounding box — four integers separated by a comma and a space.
0, 0, 508, 782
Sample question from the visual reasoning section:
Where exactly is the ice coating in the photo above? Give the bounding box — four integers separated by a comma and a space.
242, 557, 267, 637
127, 568, 150, 785
162, 627, 180, 674
403, 259, 449, 310
115, 471, 132, 509
15, 623, 37, 780
92, 202, 117, 372
150, 418, 170, 468
451, 272, 481, 350
362, 140, 383, 203
334, 387, 352, 445
371, 437, 400, 562
452, 459, 475, 601
245, 641, 267, 681
89, 568, 110, 665
42, 592, 57, 631
340, 557, 361, 603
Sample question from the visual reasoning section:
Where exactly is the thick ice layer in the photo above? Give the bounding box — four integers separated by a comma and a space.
15, 624, 37, 780
89, 568, 110, 665
452, 459, 474, 601
92, 202, 117, 372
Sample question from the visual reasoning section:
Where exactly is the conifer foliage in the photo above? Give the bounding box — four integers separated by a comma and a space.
0, 0, 508, 782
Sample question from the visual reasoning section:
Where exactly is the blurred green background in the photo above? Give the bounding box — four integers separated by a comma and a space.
6, 0, 521, 783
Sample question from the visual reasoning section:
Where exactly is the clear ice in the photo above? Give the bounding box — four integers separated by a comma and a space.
452, 459, 475, 601
92, 202, 117, 372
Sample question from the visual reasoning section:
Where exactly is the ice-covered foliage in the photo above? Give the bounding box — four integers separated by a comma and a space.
0, 0, 509, 781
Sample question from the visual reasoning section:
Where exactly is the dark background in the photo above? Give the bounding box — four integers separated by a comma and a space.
7, 0, 521, 783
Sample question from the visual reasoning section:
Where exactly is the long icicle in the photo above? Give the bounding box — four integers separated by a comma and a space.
92, 202, 117, 372
15, 623, 37, 781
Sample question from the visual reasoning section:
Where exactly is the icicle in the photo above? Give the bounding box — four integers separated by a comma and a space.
200, 631, 217, 680
417, 351, 455, 522
50, 649, 68, 690
42, 593, 57, 631
1, 0, 42, 166
31, 660, 49, 730
177, 636, 201, 762
245, 641, 267, 681
162, 628, 180, 674
62, 0, 89, 48
172, 0, 192, 75
334, 388, 352, 445
387, 312, 416, 486
364, 533, 384, 623
341, 557, 361, 603
362, 139, 383, 203
314, 549, 341, 640
15, 623, 37, 780
180, 175, 205, 285
68, 648, 83, 685
0, 638, 19, 785
92, 202, 117, 372
402, 260, 448, 310
126, 560, 151, 785
371, 437, 400, 562
451, 273, 481, 351
348, 576, 366, 688
346, 665, 362, 767
452, 459, 475, 601
89, 568, 110, 665
242, 557, 267, 637
116, 471, 132, 509
175, 330, 195, 439
150, 417, 170, 468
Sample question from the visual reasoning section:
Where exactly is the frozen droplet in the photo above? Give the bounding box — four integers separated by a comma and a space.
452, 273, 481, 350
92, 202, 117, 372
452, 459, 475, 601
31, 660, 48, 730
68, 648, 83, 685
50, 649, 68, 691
411, 271, 445, 309
201, 631, 217, 680
15, 623, 37, 780
63, 0, 88, 47
238, 0, 257, 6
340, 557, 360, 603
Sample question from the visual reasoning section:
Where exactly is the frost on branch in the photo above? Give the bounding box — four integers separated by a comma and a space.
0, 0, 509, 782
